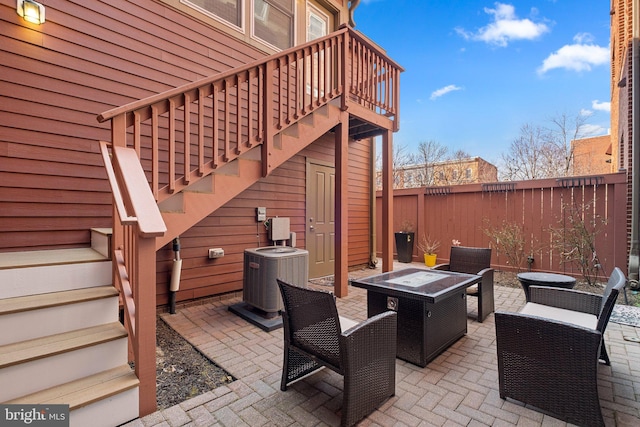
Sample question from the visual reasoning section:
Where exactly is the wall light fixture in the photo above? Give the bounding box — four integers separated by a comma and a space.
17, 0, 45, 25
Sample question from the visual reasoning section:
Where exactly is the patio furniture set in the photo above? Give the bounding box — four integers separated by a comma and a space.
274, 246, 627, 426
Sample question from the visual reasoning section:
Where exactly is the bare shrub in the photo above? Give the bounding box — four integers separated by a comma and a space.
483, 220, 528, 272
548, 200, 606, 285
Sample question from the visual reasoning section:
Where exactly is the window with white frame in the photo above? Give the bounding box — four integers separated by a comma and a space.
181, 0, 242, 27
307, 5, 327, 41
253, 0, 294, 50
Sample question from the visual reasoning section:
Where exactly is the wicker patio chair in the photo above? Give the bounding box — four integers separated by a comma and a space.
277, 279, 397, 427
495, 267, 626, 426
433, 246, 494, 322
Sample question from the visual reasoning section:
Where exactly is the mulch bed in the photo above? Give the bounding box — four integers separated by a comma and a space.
155, 317, 234, 409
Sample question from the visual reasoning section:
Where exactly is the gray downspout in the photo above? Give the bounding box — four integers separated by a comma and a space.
630, 0, 640, 287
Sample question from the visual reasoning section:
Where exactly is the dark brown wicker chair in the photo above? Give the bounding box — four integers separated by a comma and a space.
277, 279, 397, 427
495, 267, 626, 427
433, 246, 494, 322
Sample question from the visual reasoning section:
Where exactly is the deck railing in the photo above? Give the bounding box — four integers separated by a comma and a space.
97, 26, 401, 417
98, 25, 402, 200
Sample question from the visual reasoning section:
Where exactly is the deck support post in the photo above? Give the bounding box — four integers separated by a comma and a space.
381, 129, 393, 272
335, 110, 349, 297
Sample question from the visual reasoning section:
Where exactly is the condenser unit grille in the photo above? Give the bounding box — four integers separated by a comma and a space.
243, 247, 308, 313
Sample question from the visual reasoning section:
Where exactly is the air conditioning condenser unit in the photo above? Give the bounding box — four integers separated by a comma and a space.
229, 246, 308, 331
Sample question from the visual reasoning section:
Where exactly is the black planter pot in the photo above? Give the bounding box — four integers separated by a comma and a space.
394, 231, 415, 263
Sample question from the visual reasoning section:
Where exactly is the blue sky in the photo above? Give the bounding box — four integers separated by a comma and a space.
353, 0, 611, 164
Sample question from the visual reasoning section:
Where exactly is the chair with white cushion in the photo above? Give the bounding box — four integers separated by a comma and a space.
495, 267, 626, 427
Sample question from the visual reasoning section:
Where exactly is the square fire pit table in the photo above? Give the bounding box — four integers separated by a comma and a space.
351, 268, 481, 367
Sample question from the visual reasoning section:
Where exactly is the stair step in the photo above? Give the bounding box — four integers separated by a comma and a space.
0, 248, 106, 269
183, 175, 214, 193
7, 365, 140, 427
91, 228, 112, 258
0, 286, 119, 346
0, 249, 111, 299
0, 286, 118, 316
0, 323, 128, 402
7, 364, 138, 409
0, 322, 127, 368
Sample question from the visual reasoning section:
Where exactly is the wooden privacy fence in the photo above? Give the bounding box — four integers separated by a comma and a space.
376, 173, 628, 280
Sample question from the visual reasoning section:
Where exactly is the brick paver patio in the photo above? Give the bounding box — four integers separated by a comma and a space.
124, 263, 640, 426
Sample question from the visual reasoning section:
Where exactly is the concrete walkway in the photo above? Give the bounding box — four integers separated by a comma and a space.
124, 264, 640, 426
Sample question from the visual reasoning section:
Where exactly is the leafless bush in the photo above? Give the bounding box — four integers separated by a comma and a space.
483, 220, 528, 272
548, 200, 606, 285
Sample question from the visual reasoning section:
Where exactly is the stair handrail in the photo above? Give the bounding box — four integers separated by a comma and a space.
97, 28, 351, 127
99, 140, 165, 417
97, 26, 401, 124
99, 141, 137, 225
99, 142, 166, 236
96, 26, 403, 202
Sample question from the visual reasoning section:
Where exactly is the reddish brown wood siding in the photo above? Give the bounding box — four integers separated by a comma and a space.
155, 136, 373, 305
0, 0, 265, 251
1, 0, 376, 304
347, 137, 374, 265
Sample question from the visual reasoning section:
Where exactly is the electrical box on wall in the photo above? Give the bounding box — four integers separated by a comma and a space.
256, 207, 266, 222
269, 217, 290, 241
208, 248, 224, 259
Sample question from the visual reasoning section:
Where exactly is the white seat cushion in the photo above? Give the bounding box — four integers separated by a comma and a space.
520, 303, 598, 330
339, 316, 359, 332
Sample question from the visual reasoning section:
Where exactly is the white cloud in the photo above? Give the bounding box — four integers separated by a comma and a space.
430, 85, 463, 100
592, 100, 611, 112
456, 3, 549, 47
579, 108, 594, 118
573, 32, 595, 44
580, 123, 608, 136
537, 35, 609, 74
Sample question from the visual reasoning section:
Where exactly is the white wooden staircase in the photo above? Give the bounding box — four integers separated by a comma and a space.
0, 229, 139, 427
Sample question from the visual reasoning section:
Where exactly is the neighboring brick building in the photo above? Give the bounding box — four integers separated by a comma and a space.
571, 134, 613, 176
378, 156, 498, 189
611, 0, 632, 174
610, 0, 636, 281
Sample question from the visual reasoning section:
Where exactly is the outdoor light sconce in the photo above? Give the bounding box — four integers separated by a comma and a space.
17, 0, 45, 25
